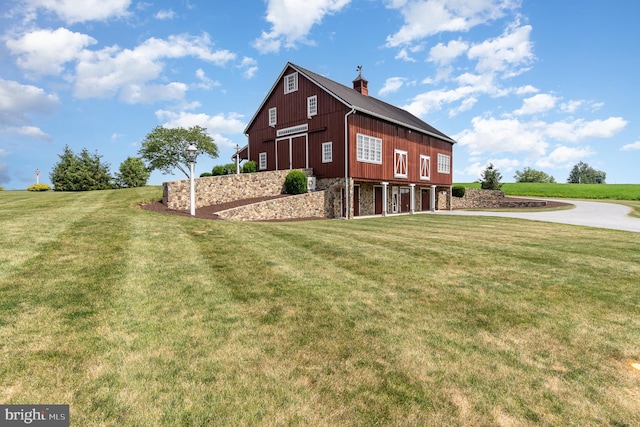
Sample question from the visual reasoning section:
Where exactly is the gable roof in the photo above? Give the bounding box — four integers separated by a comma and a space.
245, 62, 456, 144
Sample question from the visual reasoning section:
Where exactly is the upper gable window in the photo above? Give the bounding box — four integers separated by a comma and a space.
307, 95, 317, 117
268, 107, 277, 126
284, 72, 298, 94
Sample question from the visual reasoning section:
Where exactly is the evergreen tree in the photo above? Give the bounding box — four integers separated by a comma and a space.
50, 145, 113, 191
480, 163, 503, 190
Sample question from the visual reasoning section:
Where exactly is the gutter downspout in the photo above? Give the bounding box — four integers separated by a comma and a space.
344, 108, 356, 219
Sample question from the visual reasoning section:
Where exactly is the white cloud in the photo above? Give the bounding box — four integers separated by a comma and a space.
24, 0, 131, 24
253, 0, 352, 53
155, 110, 246, 135
514, 85, 538, 95
395, 48, 417, 62
513, 93, 557, 116
545, 117, 627, 142
428, 39, 469, 66
155, 110, 248, 149
194, 69, 220, 90
155, 9, 176, 20
4, 125, 52, 140
0, 79, 59, 125
6, 27, 97, 76
536, 146, 595, 169
467, 21, 534, 77
378, 77, 406, 96
386, 0, 515, 47
456, 114, 627, 168
239, 57, 258, 79
621, 141, 640, 151
74, 34, 236, 101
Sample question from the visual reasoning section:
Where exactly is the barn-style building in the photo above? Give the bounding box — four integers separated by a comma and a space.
240, 62, 455, 218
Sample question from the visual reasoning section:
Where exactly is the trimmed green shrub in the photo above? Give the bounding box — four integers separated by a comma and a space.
452, 185, 466, 198
200, 172, 212, 177
28, 183, 51, 191
284, 170, 307, 195
242, 160, 257, 173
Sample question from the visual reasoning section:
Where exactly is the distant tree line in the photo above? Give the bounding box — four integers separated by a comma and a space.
477, 161, 606, 190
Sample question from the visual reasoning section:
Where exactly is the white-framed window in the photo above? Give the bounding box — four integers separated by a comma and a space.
284, 72, 298, 94
394, 149, 408, 178
420, 155, 431, 180
259, 152, 267, 170
307, 95, 317, 117
268, 107, 277, 126
437, 153, 451, 174
356, 133, 382, 164
322, 142, 332, 163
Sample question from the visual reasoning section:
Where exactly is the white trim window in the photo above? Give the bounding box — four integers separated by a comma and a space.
356, 133, 382, 164
259, 152, 267, 170
268, 107, 277, 127
394, 149, 408, 178
322, 142, 332, 163
420, 155, 431, 180
307, 95, 317, 117
284, 72, 298, 94
437, 153, 451, 174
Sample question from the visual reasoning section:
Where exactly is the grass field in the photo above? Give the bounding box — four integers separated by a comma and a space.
1, 188, 640, 426
457, 182, 640, 200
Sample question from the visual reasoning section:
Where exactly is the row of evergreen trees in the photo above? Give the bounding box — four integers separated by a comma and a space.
50, 145, 150, 191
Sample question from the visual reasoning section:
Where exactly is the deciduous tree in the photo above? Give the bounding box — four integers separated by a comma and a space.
567, 161, 606, 184
116, 157, 150, 188
514, 167, 556, 183
138, 126, 218, 178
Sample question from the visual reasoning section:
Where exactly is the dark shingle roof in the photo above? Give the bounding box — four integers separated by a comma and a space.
290, 63, 455, 144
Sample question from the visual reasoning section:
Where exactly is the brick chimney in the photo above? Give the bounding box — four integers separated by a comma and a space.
353, 66, 368, 96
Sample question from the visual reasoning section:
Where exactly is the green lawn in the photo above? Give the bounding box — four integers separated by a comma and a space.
457, 182, 640, 200
1, 188, 639, 426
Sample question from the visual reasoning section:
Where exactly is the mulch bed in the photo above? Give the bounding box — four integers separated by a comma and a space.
140, 195, 292, 220
141, 195, 571, 221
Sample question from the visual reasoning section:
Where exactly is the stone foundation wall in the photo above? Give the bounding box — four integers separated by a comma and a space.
451, 188, 546, 209
215, 191, 330, 221
163, 169, 312, 210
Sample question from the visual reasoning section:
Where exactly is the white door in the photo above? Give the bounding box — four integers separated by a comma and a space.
392, 187, 399, 213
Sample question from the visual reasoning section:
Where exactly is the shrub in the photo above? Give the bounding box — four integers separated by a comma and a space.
200, 172, 212, 177
28, 183, 51, 191
242, 160, 257, 173
284, 170, 307, 195
452, 185, 466, 198
0, 186, 4, 191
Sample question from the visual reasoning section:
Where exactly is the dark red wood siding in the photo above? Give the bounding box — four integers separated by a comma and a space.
347, 114, 453, 186
246, 65, 454, 185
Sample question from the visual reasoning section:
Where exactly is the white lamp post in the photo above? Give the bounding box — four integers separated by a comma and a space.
35, 169, 40, 185
186, 143, 198, 216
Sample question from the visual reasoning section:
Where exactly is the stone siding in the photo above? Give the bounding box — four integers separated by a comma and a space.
215, 191, 330, 221
451, 188, 547, 209
163, 169, 312, 210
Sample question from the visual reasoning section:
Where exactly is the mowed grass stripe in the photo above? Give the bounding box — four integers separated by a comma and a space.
0, 191, 108, 275
1, 188, 640, 425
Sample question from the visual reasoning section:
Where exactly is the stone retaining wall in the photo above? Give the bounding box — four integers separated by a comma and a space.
215, 191, 330, 221
163, 169, 312, 210
451, 188, 546, 209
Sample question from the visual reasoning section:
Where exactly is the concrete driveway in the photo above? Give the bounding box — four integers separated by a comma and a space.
436, 199, 640, 233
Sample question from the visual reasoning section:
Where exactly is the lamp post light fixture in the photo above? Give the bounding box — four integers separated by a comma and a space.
35, 169, 40, 185
186, 143, 198, 216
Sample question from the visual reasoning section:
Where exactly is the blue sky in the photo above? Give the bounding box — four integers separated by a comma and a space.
1, 0, 638, 189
